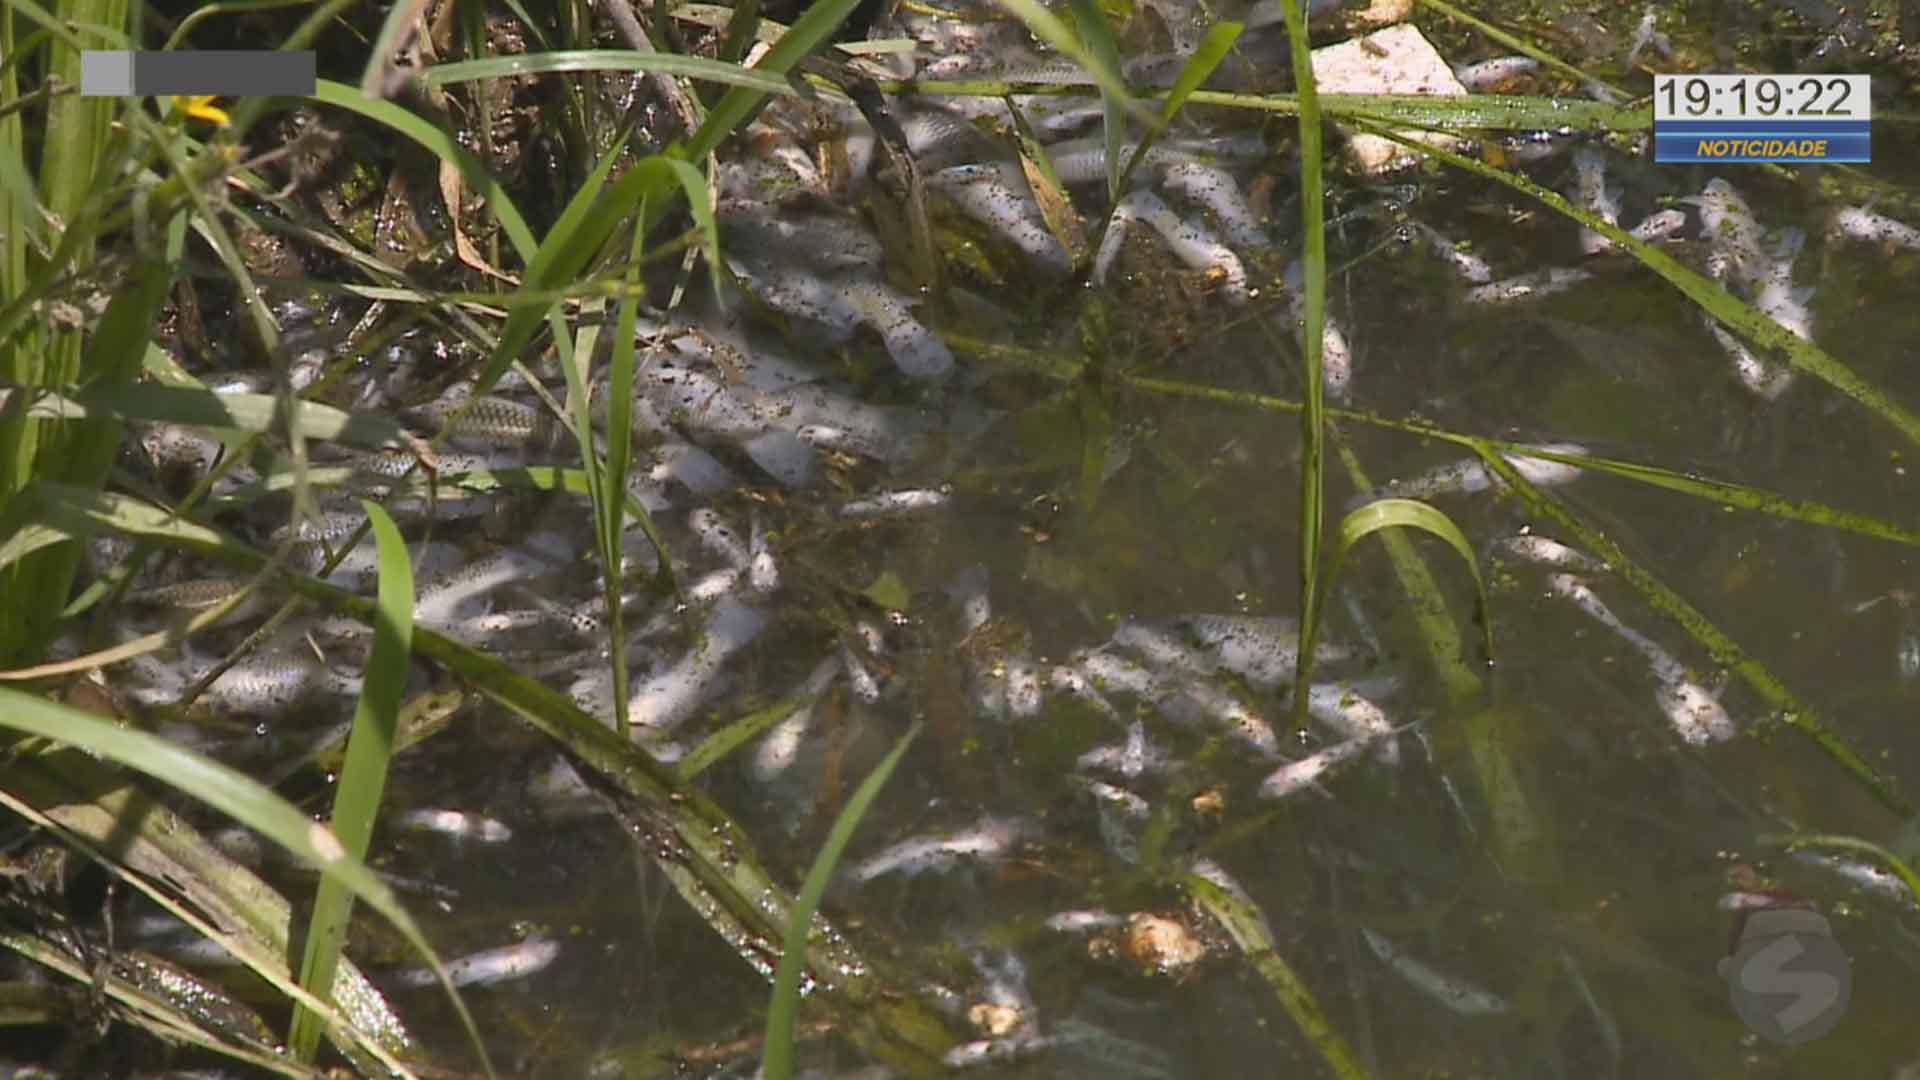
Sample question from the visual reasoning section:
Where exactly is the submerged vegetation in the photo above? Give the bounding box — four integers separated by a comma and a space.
3, 0, 1920, 1075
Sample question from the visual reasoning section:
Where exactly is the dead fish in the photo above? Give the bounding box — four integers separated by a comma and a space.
414, 548, 555, 629
1259, 732, 1395, 799
1571, 147, 1622, 256
393, 935, 560, 989
1417, 223, 1493, 284
1544, 573, 1736, 745
1301, 682, 1400, 765
1492, 533, 1609, 574
1354, 442, 1586, 506
1094, 190, 1249, 305
626, 597, 767, 733
1464, 266, 1593, 305
849, 817, 1029, 882
1161, 162, 1267, 249
1830, 206, 1920, 251
1686, 178, 1766, 283
841, 487, 952, 518
393, 808, 513, 844
1173, 614, 1361, 687
1077, 720, 1173, 779
1452, 55, 1539, 90
930, 162, 1074, 277
1361, 928, 1510, 1016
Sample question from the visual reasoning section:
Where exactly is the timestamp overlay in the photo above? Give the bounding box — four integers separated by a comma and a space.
1654, 74, 1869, 164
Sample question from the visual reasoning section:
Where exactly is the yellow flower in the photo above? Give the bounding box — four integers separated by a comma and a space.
170, 95, 230, 127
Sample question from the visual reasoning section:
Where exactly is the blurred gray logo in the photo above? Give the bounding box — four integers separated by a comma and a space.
1717, 907, 1851, 1045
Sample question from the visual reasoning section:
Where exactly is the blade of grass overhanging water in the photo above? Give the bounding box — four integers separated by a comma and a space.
289, 502, 416, 1061
311, 80, 537, 257
1117, 20, 1242, 193
1005, 98, 1089, 266
0, 773, 413, 1078
989, 0, 1156, 129
687, 0, 866, 161
1415, 0, 1628, 101
1761, 833, 1920, 904
1329, 497, 1494, 671
0, 688, 492, 1076
1276, 0, 1328, 734
676, 697, 808, 781
424, 51, 799, 95
718, 0, 762, 64
1186, 871, 1370, 1080
41, 385, 410, 449
1327, 442, 1538, 868
1474, 447, 1909, 816
763, 722, 920, 1079
1067, 0, 1128, 204
1350, 117, 1920, 451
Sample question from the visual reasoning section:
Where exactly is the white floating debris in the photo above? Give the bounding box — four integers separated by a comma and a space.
1311, 24, 1470, 175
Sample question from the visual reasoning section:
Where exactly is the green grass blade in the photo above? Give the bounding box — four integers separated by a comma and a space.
989, 0, 1156, 129
289, 502, 417, 1061
0, 688, 488, 1071
1067, 0, 1128, 204
687, 0, 868, 161
0, 759, 418, 1076
1116, 20, 1242, 192
675, 697, 808, 781
763, 722, 921, 1079
1184, 871, 1370, 1080
718, 0, 762, 64
50, 385, 408, 449
1275, 0, 1328, 733
423, 50, 799, 95
1761, 833, 1920, 903
310, 79, 538, 259
1329, 497, 1494, 671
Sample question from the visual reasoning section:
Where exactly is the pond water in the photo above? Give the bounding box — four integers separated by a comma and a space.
46, 0, 1920, 1076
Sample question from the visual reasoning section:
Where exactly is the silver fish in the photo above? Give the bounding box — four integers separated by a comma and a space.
1544, 574, 1736, 745
1361, 928, 1510, 1016
849, 817, 1029, 882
